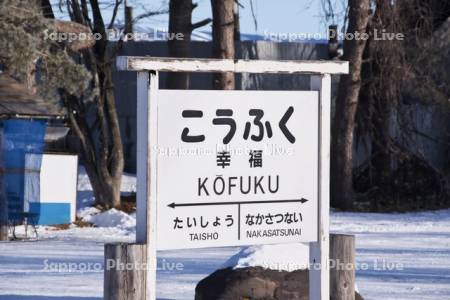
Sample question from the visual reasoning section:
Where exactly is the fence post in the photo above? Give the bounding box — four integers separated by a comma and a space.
104, 243, 147, 300
328, 25, 339, 59
124, 5, 133, 36
330, 234, 355, 300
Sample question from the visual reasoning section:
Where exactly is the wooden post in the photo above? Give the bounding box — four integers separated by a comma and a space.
309, 74, 331, 300
115, 56, 349, 300
330, 234, 355, 300
124, 5, 133, 36
136, 71, 159, 300
328, 25, 339, 59
104, 243, 147, 300
105, 71, 158, 300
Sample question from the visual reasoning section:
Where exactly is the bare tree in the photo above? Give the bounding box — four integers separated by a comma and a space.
55, 1, 167, 208
167, 0, 211, 89
56, 0, 125, 209
211, 0, 235, 90
354, 0, 450, 209
331, 0, 371, 210
322, 0, 450, 210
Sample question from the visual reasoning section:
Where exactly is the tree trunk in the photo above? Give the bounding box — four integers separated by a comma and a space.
366, 0, 398, 202
40, 0, 54, 18
370, 83, 393, 195
167, 0, 194, 89
64, 61, 123, 209
63, 0, 124, 210
124, 6, 133, 35
331, 0, 371, 210
83, 160, 122, 209
167, 0, 211, 89
101, 65, 124, 208
211, 0, 235, 90
233, 1, 240, 41
88, 65, 123, 209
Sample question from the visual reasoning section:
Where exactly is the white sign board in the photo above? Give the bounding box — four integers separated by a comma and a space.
156, 90, 319, 250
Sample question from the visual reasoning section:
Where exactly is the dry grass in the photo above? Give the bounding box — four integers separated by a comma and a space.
117, 193, 136, 214
73, 218, 93, 228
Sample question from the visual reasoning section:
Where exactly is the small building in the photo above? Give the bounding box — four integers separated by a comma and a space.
0, 75, 77, 240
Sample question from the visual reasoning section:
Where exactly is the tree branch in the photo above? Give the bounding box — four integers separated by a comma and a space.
191, 18, 212, 30
40, 0, 55, 18
108, 0, 123, 29
133, 9, 169, 23
249, 0, 257, 31
80, 0, 93, 31
234, 0, 244, 9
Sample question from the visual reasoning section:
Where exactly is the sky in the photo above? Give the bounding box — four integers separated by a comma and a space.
183, 0, 330, 36
52, 0, 345, 39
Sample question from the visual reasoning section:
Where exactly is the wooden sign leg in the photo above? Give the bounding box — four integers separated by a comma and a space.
309, 74, 331, 300
136, 71, 159, 300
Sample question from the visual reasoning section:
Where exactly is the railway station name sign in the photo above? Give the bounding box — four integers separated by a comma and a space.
156, 90, 319, 250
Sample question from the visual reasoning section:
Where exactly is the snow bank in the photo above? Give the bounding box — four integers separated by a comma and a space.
82, 208, 136, 231
222, 243, 309, 272
77, 206, 101, 220
76, 165, 137, 218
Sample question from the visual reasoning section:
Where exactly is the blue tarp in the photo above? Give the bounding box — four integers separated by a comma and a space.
1, 120, 47, 220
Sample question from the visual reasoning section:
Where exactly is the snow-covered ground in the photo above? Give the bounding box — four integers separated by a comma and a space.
0, 169, 449, 300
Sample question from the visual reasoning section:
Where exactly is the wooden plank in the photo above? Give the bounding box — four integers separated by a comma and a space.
309, 74, 331, 300
330, 234, 356, 300
104, 243, 147, 300
117, 56, 349, 74
136, 71, 158, 300
136, 72, 148, 244
146, 71, 159, 300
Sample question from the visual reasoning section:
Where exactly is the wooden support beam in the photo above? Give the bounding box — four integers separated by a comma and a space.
309, 74, 331, 300
135, 71, 158, 300
104, 243, 147, 300
117, 56, 349, 74
330, 234, 356, 300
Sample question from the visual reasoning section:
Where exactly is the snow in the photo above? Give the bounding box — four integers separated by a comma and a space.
76, 206, 101, 220
222, 243, 309, 271
0, 168, 449, 299
83, 208, 136, 232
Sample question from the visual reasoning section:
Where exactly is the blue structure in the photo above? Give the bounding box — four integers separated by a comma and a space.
29, 202, 71, 225
2, 120, 47, 225
0, 75, 68, 238
25, 153, 78, 225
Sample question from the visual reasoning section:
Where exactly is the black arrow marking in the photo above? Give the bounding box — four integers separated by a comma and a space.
167, 198, 308, 209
